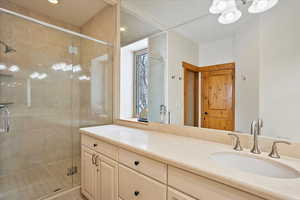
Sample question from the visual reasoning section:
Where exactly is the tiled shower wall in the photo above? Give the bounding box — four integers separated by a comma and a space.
0, 0, 115, 188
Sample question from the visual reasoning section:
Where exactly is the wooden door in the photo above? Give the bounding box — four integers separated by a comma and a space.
98, 155, 118, 200
202, 69, 234, 131
81, 146, 97, 200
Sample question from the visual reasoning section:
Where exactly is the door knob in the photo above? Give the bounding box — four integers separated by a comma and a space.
204, 112, 208, 115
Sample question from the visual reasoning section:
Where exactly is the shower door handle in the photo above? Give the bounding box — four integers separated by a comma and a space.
0, 106, 10, 133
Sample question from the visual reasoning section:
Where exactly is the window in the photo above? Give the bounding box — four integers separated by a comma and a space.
134, 49, 149, 118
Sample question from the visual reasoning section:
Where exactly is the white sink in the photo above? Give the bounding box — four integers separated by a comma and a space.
210, 152, 300, 179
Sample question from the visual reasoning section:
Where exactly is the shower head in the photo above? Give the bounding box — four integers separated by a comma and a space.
0, 41, 16, 54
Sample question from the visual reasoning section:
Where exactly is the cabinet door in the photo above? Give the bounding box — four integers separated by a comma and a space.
97, 155, 118, 200
81, 146, 97, 200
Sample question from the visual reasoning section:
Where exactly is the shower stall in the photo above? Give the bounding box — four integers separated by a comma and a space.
0, 2, 115, 199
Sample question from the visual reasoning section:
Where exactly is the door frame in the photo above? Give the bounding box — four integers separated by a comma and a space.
182, 62, 235, 130
183, 62, 199, 127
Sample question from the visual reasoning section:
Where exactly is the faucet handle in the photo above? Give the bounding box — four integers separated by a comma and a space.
228, 133, 243, 151
269, 140, 291, 159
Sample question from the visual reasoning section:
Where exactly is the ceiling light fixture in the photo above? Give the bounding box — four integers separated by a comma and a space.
248, 0, 278, 13
209, 0, 279, 24
218, 7, 242, 24
48, 0, 59, 4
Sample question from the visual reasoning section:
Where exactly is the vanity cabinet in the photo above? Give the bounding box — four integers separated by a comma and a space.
168, 188, 197, 200
81, 145, 118, 200
81, 146, 98, 200
118, 148, 167, 183
119, 165, 167, 200
81, 134, 266, 200
168, 166, 265, 200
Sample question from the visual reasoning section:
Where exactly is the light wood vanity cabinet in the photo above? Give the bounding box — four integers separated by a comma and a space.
168, 166, 265, 200
119, 165, 167, 200
81, 146, 98, 200
119, 148, 167, 183
81, 144, 118, 200
168, 188, 197, 200
81, 134, 266, 200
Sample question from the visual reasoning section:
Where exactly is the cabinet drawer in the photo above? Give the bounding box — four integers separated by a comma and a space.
82, 134, 118, 160
168, 188, 197, 200
118, 149, 167, 183
168, 166, 265, 200
119, 165, 167, 200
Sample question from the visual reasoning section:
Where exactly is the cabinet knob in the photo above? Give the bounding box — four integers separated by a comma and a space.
134, 191, 140, 196
93, 143, 98, 147
134, 161, 140, 166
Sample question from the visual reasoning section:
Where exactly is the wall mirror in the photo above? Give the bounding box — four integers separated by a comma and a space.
119, 0, 300, 142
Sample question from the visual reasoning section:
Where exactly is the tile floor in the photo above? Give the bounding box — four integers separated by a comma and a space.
0, 157, 80, 200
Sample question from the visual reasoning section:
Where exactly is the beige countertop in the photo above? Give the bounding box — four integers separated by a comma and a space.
80, 125, 300, 200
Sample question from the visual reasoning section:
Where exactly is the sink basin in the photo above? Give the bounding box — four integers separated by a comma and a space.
210, 152, 300, 179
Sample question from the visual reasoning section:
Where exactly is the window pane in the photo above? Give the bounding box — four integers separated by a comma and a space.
135, 51, 148, 118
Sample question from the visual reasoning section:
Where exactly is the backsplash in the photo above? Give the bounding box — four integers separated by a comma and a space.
116, 119, 300, 159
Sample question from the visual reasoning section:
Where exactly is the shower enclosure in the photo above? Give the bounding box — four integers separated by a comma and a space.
0, 4, 114, 200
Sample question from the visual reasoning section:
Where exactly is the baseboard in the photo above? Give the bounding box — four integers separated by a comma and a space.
40, 186, 81, 200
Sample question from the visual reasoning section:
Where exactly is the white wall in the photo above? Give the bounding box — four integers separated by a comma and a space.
196, 0, 300, 141
198, 38, 234, 66
148, 32, 168, 122
234, 17, 261, 133
167, 30, 199, 125
259, 0, 300, 141
120, 39, 148, 119
197, 18, 260, 133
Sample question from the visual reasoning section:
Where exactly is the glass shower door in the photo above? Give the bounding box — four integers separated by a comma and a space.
0, 11, 74, 199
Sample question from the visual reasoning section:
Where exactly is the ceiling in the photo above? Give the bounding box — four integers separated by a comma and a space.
121, 0, 264, 44
9, 0, 108, 27
121, 9, 160, 46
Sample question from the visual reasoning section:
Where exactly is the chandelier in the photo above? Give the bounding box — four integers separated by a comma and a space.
209, 0, 279, 24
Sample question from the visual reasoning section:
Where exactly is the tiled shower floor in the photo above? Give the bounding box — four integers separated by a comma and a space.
0, 157, 80, 200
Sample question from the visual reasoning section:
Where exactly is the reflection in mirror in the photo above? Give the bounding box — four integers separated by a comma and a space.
119, 0, 300, 142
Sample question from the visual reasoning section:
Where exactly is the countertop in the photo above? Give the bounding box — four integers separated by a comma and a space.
80, 125, 300, 200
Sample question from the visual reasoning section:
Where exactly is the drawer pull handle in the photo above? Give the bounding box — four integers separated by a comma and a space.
134, 161, 140, 166
93, 143, 98, 147
134, 191, 140, 196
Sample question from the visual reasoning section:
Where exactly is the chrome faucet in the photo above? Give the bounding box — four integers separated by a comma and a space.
250, 119, 263, 154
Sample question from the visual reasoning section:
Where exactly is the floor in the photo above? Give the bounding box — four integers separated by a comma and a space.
0, 157, 80, 200
51, 189, 87, 200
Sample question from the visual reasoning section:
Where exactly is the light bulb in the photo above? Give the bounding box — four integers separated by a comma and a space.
216, 1, 227, 11
248, 0, 279, 13
218, 8, 242, 24
209, 0, 229, 14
